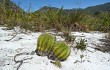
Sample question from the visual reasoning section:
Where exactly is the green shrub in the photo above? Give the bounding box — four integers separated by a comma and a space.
65, 35, 76, 43
94, 12, 110, 32
75, 39, 87, 51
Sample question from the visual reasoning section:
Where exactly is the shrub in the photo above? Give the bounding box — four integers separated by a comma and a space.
65, 35, 76, 43
94, 12, 110, 32
75, 39, 87, 51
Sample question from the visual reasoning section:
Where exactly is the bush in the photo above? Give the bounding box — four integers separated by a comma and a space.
94, 12, 110, 32
65, 35, 76, 43
75, 39, 87, 51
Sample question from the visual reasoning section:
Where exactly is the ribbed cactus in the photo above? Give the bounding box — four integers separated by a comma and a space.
36, 33, 55, 56
51, 41, 71, 61
36, 33, 71, 62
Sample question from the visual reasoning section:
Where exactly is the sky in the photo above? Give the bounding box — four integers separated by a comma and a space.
11, 0, 110, 12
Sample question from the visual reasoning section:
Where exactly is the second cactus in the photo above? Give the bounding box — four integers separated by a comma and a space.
49, 41, 71, 61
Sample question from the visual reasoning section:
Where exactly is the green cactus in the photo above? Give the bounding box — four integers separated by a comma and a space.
36, 33, 71, 62
51, 41, 71, 61
36, 33, 55, 56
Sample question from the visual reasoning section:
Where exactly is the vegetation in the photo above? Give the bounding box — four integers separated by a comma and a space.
80, 54, 84, 63
51, 60, 62, 68
1, 0, 110, 68
94, 12, 110, 32
65, 35, 76, 44
84, 2, 110, 14
75, 39, 87, 51
1, 1, 110, 54
0, 0, 110, 33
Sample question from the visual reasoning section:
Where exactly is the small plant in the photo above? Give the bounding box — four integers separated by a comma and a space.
80, 54, 84, 63
75, 39, 87, 51
51, 60, 62, 68
65, 35, 76, 43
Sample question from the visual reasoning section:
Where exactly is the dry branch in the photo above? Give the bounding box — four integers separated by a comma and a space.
5, 28, 17, 41
14, 52, 33, 70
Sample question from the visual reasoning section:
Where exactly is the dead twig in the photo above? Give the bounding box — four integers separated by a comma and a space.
74, 60, 85, 63
108, 59, 110, 62
87, 49, 94, 53
5, 28, 17, 41
14, 52, 33, 70
5, 33, 17, 41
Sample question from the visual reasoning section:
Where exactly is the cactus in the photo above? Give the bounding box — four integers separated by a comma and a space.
36, 33, 55, 56
36, 33, 71, 62
50, 41, 71, 61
